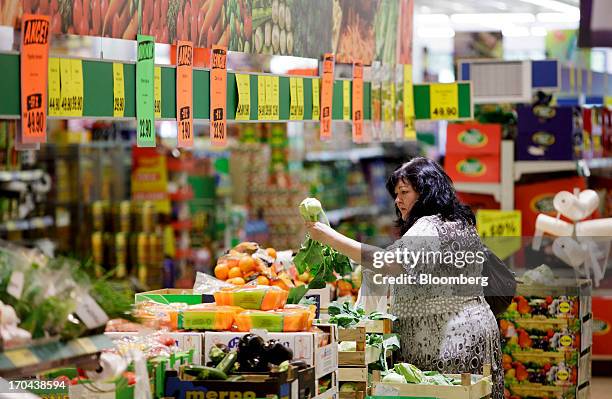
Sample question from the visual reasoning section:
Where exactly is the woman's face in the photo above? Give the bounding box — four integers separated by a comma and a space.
394, 180, 419, 220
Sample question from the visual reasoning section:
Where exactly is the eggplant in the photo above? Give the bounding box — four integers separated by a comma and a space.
263, 340, 293, 365
237, 334, 268, 372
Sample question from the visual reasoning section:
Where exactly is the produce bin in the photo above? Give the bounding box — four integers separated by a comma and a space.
135, 289, 214, 305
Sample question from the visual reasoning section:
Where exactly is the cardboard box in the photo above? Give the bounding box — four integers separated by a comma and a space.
165, 370, 294, 399
105, 331, 204, 365
444, 154, 500, 183
516, 105, 576, 161
514, 177, 586, 236
203, 326, 338, 380
446, 122, 501, 155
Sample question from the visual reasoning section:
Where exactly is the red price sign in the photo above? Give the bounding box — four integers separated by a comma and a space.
176, 41, 193, 148
210, 45, 227, 146
319, 53, 335, 140
20, 14, 50, 144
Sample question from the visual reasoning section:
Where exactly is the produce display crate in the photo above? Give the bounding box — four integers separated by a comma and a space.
370, 368, 492, 399
337, 327, 368, 399
134, 289, 214, 305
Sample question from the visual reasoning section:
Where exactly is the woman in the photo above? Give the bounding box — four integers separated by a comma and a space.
306, 157, 503, 399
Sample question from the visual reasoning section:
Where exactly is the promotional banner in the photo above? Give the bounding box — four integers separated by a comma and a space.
136, 34, 156, 147
20, 14, 50, 144
176, 40, 194, 148
8, 0, 409, 64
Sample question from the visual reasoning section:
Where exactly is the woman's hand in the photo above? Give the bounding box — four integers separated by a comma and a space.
305, 221, 337, 246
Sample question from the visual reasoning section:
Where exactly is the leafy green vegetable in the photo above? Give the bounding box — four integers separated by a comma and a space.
327, 302, 396, 329
382, 372, 407, 384
367, 334, 400, 371
394, 363, 425, 384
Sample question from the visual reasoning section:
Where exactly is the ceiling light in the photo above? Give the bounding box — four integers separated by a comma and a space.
502, 25, 531, 37
415, 14, 450, 25
518, 0, 579, 14
417, 27, 455, 39
451, 13, 536, 25
531, 27, 548, 36
537, 12, 580, 23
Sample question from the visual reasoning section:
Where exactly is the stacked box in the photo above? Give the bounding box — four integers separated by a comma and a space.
499, 280, 592, 399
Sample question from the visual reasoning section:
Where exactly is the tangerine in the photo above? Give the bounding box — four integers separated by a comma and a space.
239, 256, 256, 273
214, 264, 229, 280
228, 267, 243, 279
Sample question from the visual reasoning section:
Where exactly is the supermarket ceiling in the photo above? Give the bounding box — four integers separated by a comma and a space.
414, 0, 579, 14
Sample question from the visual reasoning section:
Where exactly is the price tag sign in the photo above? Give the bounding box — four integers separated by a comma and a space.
295, 78, 304, 120
342, 80, 351, 121
20, 14, 50, 143
477, 210, 522, 260
75, 293, 109, 329
112, 63, 125, 117
403, 64, 416, 140
176, 41, 193, 148
269, 76, 280, 120
235, 73, 251, 120
289, 77, 299, 120
48, 57, 61, 117
154, 66, 162, 118
210, 45, 227, 146
136, 35, 156, 147
257, 75, 266, 120
320, 53, 335, 139
312, 78, 320, 120
5, 348, 39, 367
352, 62, 363, 143
430, 83, 458, 120
69, 59, 84, 116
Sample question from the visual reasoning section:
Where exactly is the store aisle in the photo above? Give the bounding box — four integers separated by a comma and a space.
591, 377, 612, 398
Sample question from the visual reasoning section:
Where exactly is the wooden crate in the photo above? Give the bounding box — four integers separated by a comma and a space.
338, 327, 366, 367
359, 319, 392, 334
370, 367, 492, 399
338, 382, 367, 399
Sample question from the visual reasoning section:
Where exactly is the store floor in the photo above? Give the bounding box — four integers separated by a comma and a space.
591, 377, 612, 398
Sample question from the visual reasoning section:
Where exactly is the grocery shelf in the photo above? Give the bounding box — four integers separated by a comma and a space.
305, 147, 385, 162
0, 334, 112, 378
0, 216, 54, 232
326, 206, 382, 225
0, 169, 44, 182
514, 160, 577, 181
454, 183, 502, 202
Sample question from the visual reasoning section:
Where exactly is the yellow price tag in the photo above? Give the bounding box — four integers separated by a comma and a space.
257, 75, 266, 120
430, 83, 458, 120
269, 76, 279, 120
154, 66, 162, 118
312, 78, 320, 120
235, 74, 251, 120
477, 210, 522, 260
605, 96, 612, 107
342, 80, 351, 121
113, 63, 125, 117
48, 58, 61, 117
295, 78, 304, 120
60, 58, 84, 117
5, 348, 39, 367
290, 77, 299, 120
403, 64, 416, 141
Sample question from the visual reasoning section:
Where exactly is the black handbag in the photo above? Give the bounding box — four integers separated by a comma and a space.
482, 246, 517, 316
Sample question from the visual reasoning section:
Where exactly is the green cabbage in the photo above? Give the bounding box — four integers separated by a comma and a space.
382, 372, 407, 384
394, 363, 425, 384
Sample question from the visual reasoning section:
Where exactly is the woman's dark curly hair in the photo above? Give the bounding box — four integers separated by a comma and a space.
386, 157, 475, 235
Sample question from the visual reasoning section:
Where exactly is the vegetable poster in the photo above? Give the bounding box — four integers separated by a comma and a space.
131, 146, 170, 214
8, 0, 409, 64
20, 14, 50, 144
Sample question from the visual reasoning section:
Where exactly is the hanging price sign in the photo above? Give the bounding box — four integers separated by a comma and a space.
403, 64, 416, 140
48, 57, 61, 117
477, 210, 522, 260
295, 78, 304, 120
154, 66, 162, 118
269, 76, 280, 120
289, 77, 303, 120
312, 78, 320, 120
342, 80, 351, 121
258, 75, 267, 120
20, 14, 50, 143
320, 53, 335, 139
210, 45, 227, 146
430, 83, 458, 120
136, 35, 156, 147
235, 74, 251, 120
352, 62, 363, 143
176, 41, 193, 148
113, 63, 125, 117
60, 59, 84, 117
